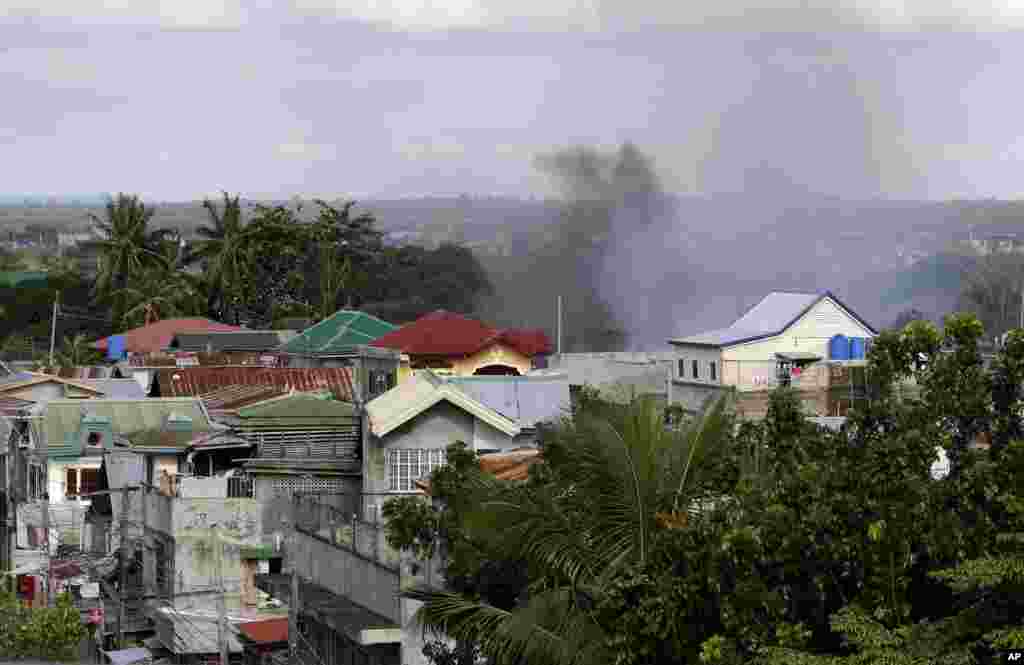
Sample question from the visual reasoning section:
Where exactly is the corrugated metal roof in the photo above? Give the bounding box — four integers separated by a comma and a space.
154, 609, 245, 655
278, 310, 397, 355
32, 398, 213, 458
78, 379, 147, 399
446, 374, 570, 427
0, 372, 106, 395
200, 385, 288, 411
93, 318, 245, 354
367, 370, 520, 438
171, 331, 296, 353
152, 367, 355, 402
417, 448, 541, 493
670, 291, 877, 347
238, 617, 288, 644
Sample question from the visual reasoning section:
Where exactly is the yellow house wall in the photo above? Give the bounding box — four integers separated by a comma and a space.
452, 343, 532, 376
397, 343, 532, 383
720, 297, 875, 390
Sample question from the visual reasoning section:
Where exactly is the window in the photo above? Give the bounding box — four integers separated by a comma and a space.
387, 449, 448, 492
65, 469, 78, 498
677, 359, 685, 379
369, 371, 393, 398
709, 361, 717, 382
87, 431, 102, 446
79, 469, 100, 497
691, 359, 699, 380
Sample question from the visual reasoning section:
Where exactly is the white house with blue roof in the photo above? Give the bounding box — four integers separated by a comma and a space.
668, 291, 877, 412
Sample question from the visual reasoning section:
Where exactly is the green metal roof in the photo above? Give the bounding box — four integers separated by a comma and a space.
278, 310, 397, 355
35, 398, 212, 459
236, 392, 357, 427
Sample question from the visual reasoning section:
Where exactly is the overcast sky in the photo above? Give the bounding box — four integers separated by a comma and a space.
3, 1, 1024, 201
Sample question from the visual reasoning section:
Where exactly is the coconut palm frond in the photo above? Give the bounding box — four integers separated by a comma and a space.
405, 586, 609, 665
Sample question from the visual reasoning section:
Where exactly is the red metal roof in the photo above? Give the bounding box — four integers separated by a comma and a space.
154, 367, 355, 402
371, 310, 552, 357
93, 319, 245, 354
239, 618, 288, 644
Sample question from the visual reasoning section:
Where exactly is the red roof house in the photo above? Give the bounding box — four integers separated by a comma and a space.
371, 310, 551, 357
93, 318, 244, 355
370, 310, 551, 376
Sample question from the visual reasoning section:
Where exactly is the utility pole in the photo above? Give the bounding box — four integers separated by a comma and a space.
42, 480, 52, 606
118, 486, 129, 647
556, 295, 562, 357
48, 292, 59, 368
289, 564, 299, 661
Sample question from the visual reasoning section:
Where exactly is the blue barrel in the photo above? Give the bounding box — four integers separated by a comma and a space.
829, 334, 849, 360
849, 337, 865, 360
106, 335, 125, 360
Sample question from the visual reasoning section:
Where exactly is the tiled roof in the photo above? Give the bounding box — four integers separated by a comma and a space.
278, 310, 397, 355
669, 291, 877, 347
93, 318, 245, 354
370, 310, 551, 357
151, 367, 355, 402
239, 618, 288, 645
171, 330, 297, 353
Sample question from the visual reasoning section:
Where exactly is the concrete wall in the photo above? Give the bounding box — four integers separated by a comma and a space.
668, 382, 728, 413
547, 352, 674, 402
253, 476, 362, 537
670, 346, 723, 385
290, 528, 401, 624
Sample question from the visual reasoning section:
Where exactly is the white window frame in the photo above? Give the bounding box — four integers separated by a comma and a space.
387, 448, 448, 493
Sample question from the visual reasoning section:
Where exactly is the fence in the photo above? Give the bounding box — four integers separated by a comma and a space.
293, 493, 400, 571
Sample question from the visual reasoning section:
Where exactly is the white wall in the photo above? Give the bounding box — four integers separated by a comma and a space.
671, 346, 723, 385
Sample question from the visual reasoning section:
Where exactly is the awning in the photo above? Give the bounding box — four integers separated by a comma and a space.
775, 352, 822, 363
101, 647, 151, 665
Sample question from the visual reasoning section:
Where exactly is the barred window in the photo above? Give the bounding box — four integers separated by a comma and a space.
387, 449, 447, 492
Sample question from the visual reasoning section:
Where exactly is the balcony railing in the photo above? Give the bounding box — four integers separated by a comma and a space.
293, 493, 400, 571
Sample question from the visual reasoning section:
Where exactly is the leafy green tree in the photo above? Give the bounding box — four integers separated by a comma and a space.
395, 395, 735, 665
90, 193, 171, 327
121, 238, 203, 326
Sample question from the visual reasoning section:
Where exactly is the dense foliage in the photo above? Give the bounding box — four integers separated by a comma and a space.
0, 591, 88, 661
0, 191, 496, 356
386, 313, 1023, 665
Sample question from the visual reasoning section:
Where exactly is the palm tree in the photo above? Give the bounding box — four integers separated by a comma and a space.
121, 238, 202, 326
190, 192, 254, 324
404, 395, 735, 665
90, 193, 171, 326
53, 333, 101, 368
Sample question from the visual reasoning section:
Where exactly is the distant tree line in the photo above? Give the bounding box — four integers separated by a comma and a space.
0, 192, 494, 360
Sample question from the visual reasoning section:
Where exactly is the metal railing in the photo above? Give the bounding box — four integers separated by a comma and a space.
293, 493, 400, 571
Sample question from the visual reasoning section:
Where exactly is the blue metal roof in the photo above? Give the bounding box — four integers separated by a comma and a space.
669, 291, 877, 348
445, 373, 570, 428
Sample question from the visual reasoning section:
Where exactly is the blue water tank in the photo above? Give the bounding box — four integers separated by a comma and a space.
106, 335, 125, 360
849, 337, 865, 360
829, 334, 849, 360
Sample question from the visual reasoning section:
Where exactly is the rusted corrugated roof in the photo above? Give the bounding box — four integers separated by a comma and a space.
0, 396, 35, 414
154, 367, 355, 402
200, 385, 288, 411
415, 448, 541, 493
239, 618, 288, 645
